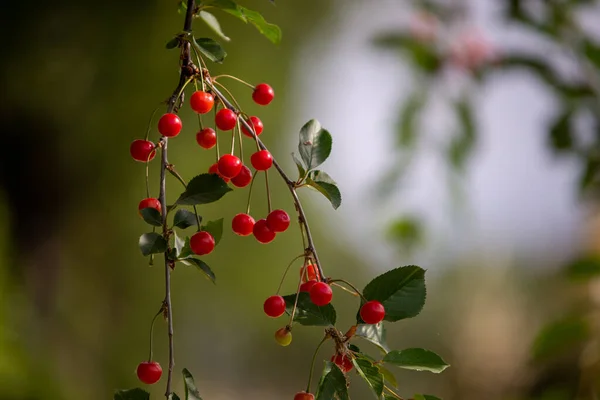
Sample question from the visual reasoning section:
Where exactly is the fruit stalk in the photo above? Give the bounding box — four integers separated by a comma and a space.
159, 0, 196, 397
205, 80, 327, 282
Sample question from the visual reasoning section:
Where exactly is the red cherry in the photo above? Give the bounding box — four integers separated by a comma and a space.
231, 165, 252, 188
294, 392, 315, 400
252, 83, 275, 105
218, 154, 243, 178
300, 264, 319, 283
241, 116, 264, 137
130, 140, 156, 162
190, 91, 214, 114
215, 108, 237, 130
309, 282, 332, 306
158, 113, 182, 137
196, 128, 217, 149
360, 300, 386, 324
208, 162, 230, 183
232, 213, 255, 236
190, 231, 215, 255
331, 353, 354, 373
266, 209, 290, 232
299, 280, 317, 293
253, 219, 276, 244
251, 150, 273, 171
263, 295, 286, 318
136, 361, 162, 384
138, 198, 161, 215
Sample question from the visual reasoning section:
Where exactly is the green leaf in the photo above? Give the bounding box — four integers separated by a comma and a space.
414, 395, 442, 400
183, 368, 203, 400
292, 152, 307, 180
383, 348, 449, 373
173, 209, 199, 229
198, 11, 230, 42
306, 170, 341, 209
201, 218, 224, 245
583, 39, 600, 70
378, 364, 398, 388
166, 37, 180, 49
282, 292, 336, 326
174, 233, 194, 259
565, 256, 600, 281
448, 98, 476, 171
180, 258, 216, 283
388, 216, 423, 252
140, 208, 162, 227
397, 92, 425, 148
170, 394, 181, 400
176, 174, 232, 206
549, 108, 573, 152
195, 37, 227, 63
298, 119, 332, 171
532, 316, 589, 361
316, 362, 349, 400
114, 388, 150, 400
352, 355, 384, 398
139, 233, 168, 256
355, 323, 389, 353
361, 265, 426, 322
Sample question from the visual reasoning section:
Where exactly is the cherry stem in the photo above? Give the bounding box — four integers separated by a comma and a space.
213, 106, 220, 159
144, 106, 161, 141
193, 81, 205, 130
383, 385, 404, 400
214, 80, 242, 111
328, 279, 367, 302
166, 164, 202, 230
307, 335, 329, 393
265, 170, 272, 214
205, 82, 328, 282
245, 170, 259, 215
331, 282, 359, 297
148, 305, 165, 361
276, 254, 305, 294
211, 74, 254, 89
236, 119, 244, 162
158, 1, 195, 397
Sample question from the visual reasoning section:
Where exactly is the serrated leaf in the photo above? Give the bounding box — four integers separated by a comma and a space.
355, 323, 389, 353
361, 265, 426, 322
195, 37, 227, 63
201, 218, 223, 245
282, 292, 336, 326
114, 388, 150, 400
140, 207, 162, 227
414, 395, 442, 400
532, 316, 589, 361
316, 362, 349, 400
166, 37, 180, 49
383, 348, 449, 373
176, 174, 232, 206
306, 170, 341, 209
183, 368, 203, 400
174, 209, 199, 229
139, 233, 168, 256
292, 152, 306, 180
180, 258, 216, 283
298, 119, 332, 170
565, 256, 600, 281
352, 356, 384, 398
198, 11, 230, 42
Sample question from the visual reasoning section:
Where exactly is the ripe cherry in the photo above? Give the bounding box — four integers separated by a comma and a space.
215, 108, 237, 130
158, 113, 182, 137
138, 198, 161, 215
241, 116, 264, 137
252, 83, 275, 105
218, 154, 243, 178
136, 361, 162, 384
196, 128, 217, 149
360, 300, 386, 324
130, 140, 156, 162
232, 213, 255, 236
190, 231, 215, 255
300, 264, 319, 283
253, 219, 276, 244
231, 165, 252, 188
309, 282, 332, 306
266, 209, 290, 232
299, 280, 317, 293
208, 162, 230, 183
250, 150, 273, 171
264, 295, 286, 318
331, 353, 354, 373
190, 91, 214, 114
294, 392, 315, 400
274, 327, 292, 346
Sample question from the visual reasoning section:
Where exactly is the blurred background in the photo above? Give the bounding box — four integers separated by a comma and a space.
1, 0, 600, 399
